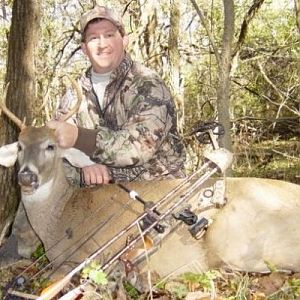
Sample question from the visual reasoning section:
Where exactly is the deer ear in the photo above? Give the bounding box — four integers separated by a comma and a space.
0, 142, 19, 167
62, 148, 95, 168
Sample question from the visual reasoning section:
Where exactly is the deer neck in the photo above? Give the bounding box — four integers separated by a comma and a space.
21, 164, 76, 229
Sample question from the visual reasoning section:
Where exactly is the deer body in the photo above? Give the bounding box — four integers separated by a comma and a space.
1, 126, 300, 278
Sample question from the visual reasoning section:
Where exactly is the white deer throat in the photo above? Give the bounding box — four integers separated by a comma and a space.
22, 178, 54, 203
21, 177, 74, 236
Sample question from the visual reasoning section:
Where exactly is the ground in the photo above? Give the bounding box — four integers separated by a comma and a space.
2, 258, 300, 299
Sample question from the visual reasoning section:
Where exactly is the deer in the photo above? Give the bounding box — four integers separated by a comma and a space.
1, 83, 300, 296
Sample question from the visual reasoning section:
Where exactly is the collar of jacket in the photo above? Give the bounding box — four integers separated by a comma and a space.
80, 52, 133, 92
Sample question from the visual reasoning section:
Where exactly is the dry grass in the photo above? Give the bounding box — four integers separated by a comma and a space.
233, 139, 300, 184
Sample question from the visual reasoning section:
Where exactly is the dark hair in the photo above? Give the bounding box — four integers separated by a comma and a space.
81, 18, 102, 42
81, 18, 123, 42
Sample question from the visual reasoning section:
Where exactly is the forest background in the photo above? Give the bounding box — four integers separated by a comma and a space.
0, 0, 299, 237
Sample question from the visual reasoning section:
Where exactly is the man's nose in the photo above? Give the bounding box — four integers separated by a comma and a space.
96, 37, 107, 47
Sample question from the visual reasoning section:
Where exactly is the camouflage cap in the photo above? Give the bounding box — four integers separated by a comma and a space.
80, 5, 125, 37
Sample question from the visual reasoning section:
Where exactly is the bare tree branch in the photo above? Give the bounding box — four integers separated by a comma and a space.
257, 61, 300, 117
188, 0, 221, 67
231, 0, 265, 76
233, 78, 300, 117
233, 0, 265, 58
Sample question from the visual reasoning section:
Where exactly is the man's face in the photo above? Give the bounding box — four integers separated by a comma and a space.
81, 19, 128, 74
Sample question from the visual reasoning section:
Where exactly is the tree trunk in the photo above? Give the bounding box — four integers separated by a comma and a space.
168, 0, 184, 133
0, 0, 40, 235
216, 0, 234, 153
295, 0, 300, 33
295, 0, 300, 102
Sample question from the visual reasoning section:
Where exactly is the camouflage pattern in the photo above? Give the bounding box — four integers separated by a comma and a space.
56, 53, 186, 182
80, 5, 125, 37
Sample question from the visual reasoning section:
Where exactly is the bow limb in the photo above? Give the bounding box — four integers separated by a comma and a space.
37, 257, 90, 300
37, 275, 72, 300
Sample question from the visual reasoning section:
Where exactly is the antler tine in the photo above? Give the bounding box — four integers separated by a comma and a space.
0, 83, 26, 131
60, 76, 83, 122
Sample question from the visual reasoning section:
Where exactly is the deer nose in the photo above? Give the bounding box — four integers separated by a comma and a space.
18, 168, 38, 187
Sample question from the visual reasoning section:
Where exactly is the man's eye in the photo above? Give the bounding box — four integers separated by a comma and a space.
88, 36, 98, 42
105, 33, 114, 38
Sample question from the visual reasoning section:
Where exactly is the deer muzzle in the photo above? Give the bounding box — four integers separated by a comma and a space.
18, 169, 39, 195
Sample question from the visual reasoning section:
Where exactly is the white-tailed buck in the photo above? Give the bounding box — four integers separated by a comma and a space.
1, 85, 300, 298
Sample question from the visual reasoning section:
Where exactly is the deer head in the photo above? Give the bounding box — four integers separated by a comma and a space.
0, 79, 93, 195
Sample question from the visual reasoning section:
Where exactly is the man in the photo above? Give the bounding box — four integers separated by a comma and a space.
47, 5, 186, 185
0, 5, 186, 263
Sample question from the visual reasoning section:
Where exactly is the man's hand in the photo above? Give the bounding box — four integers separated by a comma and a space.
47, 120, 78, 148
82, 164, 111, 185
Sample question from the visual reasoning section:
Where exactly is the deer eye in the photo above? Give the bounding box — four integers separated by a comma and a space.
46, 144, 55, 151
17, 143, 23, 152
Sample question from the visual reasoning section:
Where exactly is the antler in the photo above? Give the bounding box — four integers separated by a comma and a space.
59, 76, 83, 122
0, 83, 26, 131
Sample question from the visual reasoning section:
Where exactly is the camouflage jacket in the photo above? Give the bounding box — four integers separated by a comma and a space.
57, 53, 186, 182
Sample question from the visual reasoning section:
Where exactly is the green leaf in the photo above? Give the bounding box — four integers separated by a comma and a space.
181, 270, 218, 290
264, 260, 278, 273
89, 269, 108, 285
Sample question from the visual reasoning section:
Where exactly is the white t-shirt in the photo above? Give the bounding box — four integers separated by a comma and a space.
91, 69, 111, 109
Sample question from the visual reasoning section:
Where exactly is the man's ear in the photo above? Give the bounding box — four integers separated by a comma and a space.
81, 42, 87, 56
61, 148, 95, 168
0, 142, 19, 167
123, 35, 129, 49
